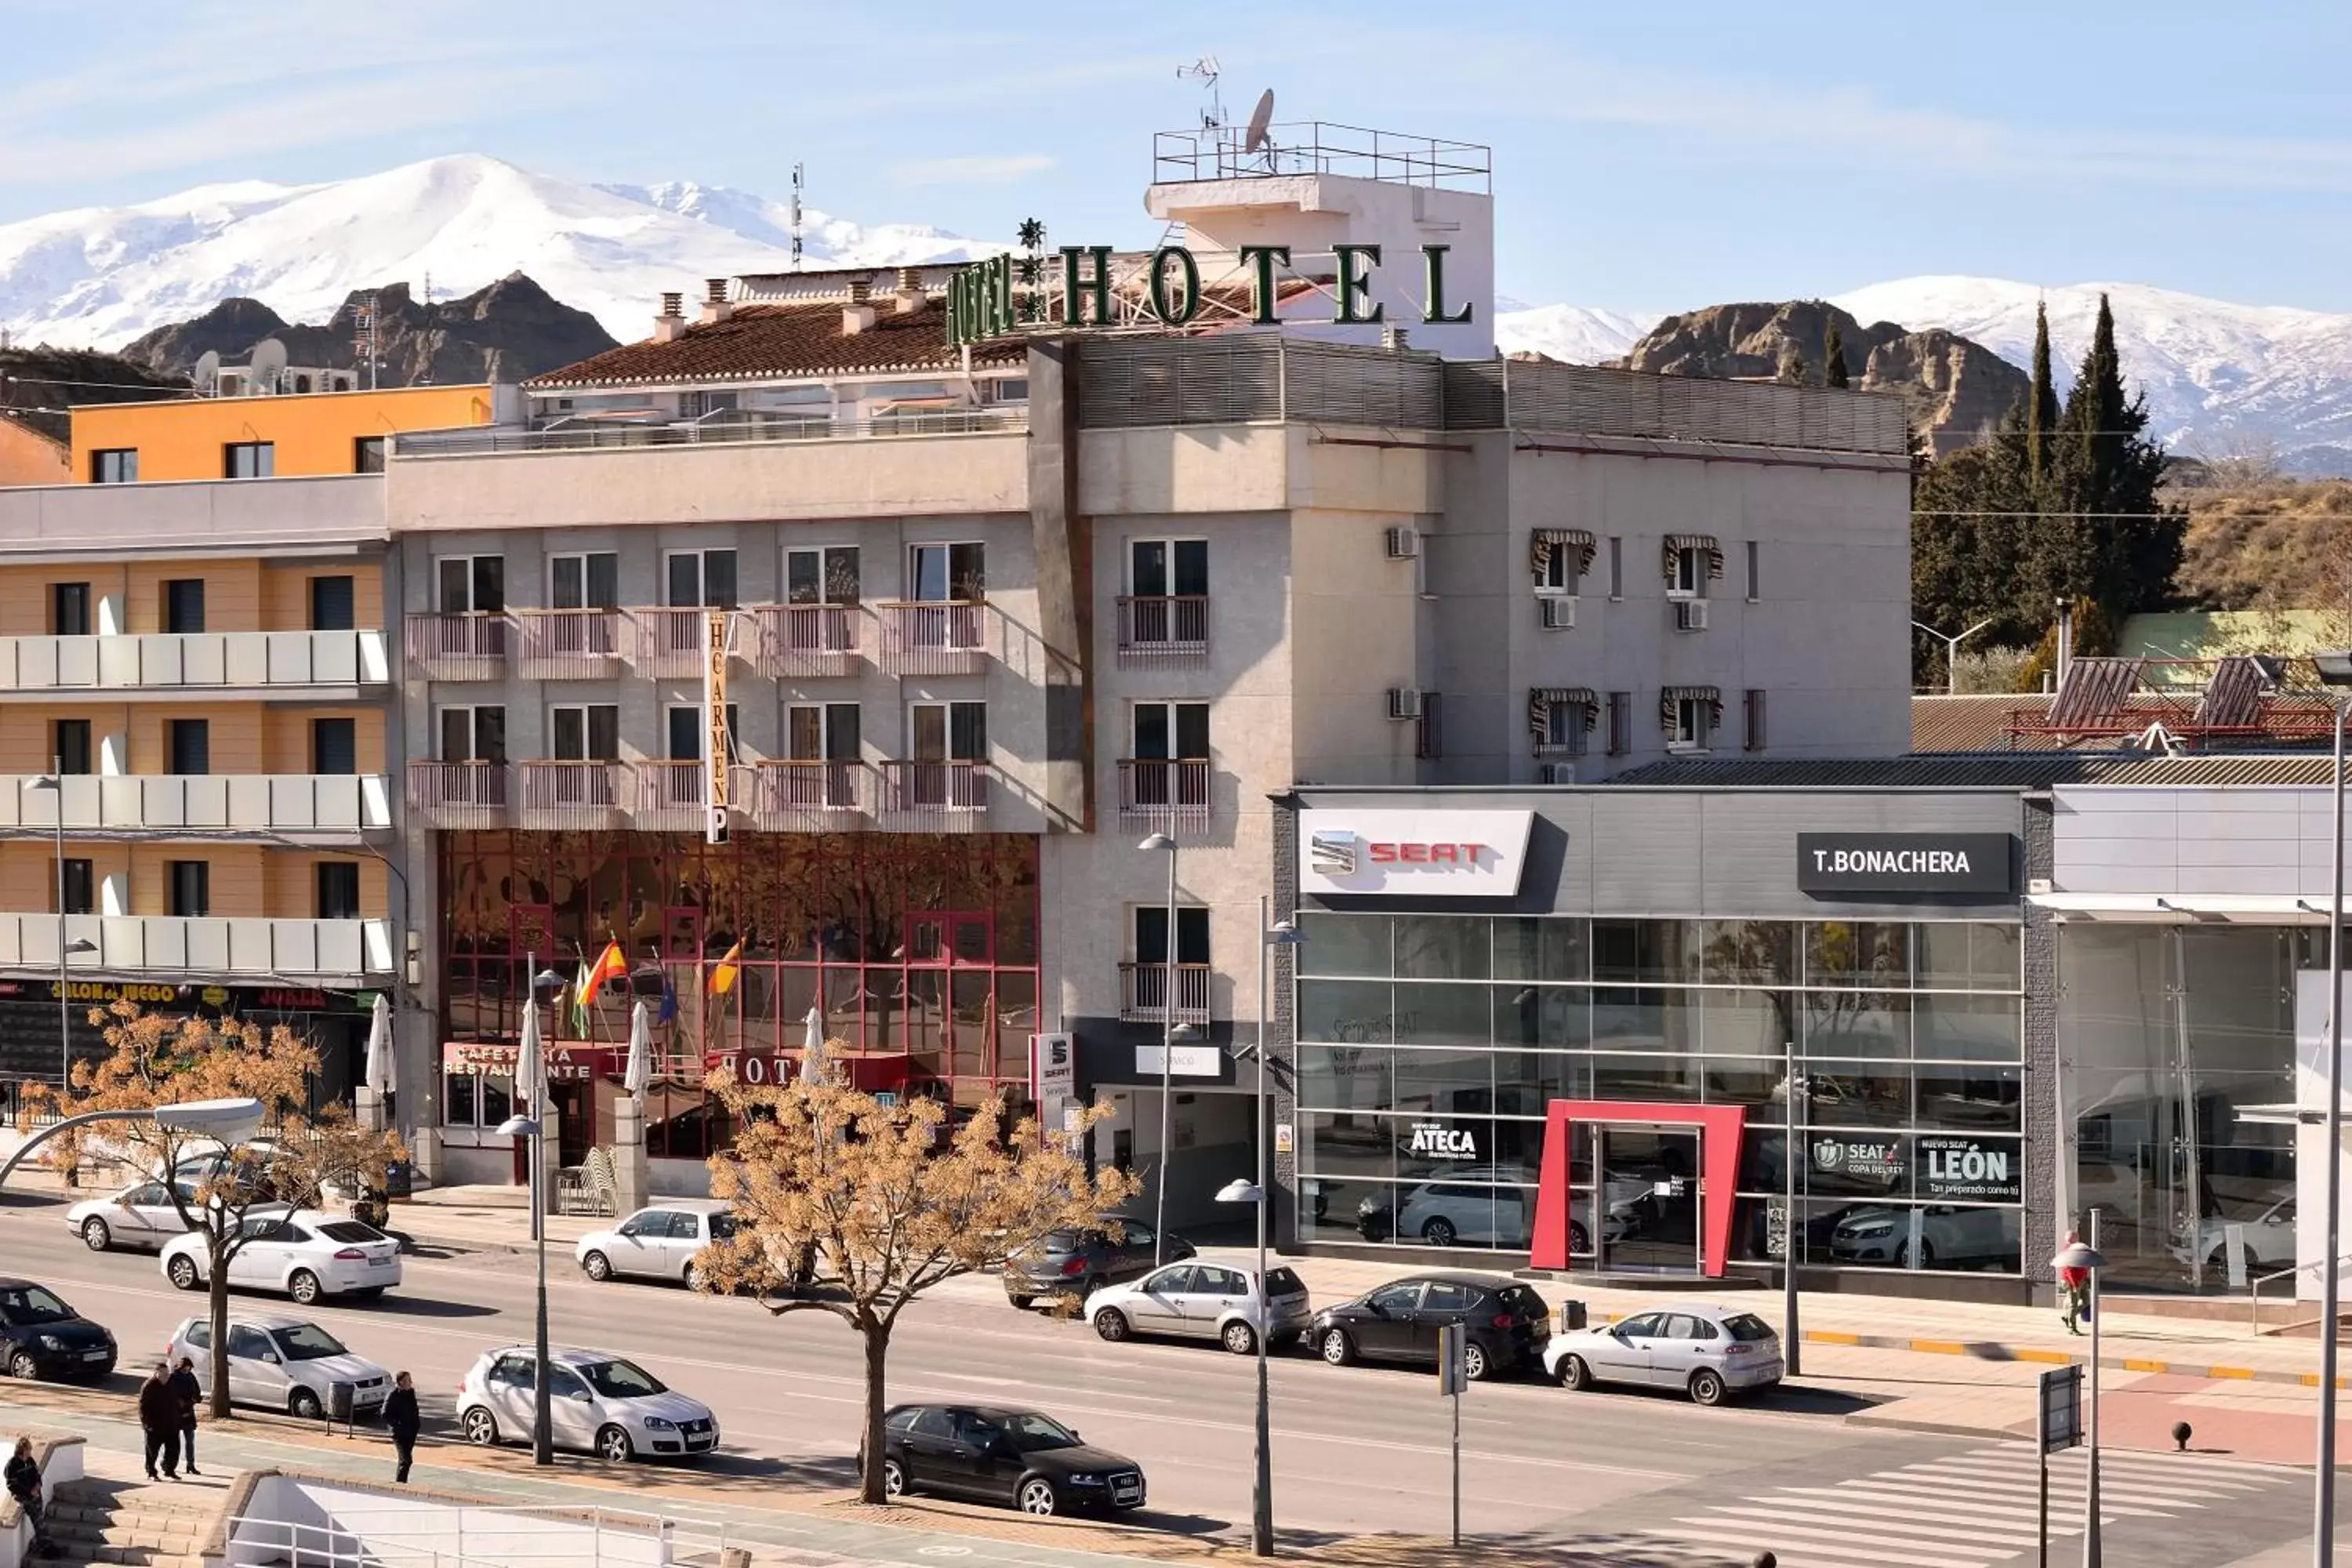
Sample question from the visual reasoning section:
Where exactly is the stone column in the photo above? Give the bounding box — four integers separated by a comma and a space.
614, 1094, 648, 1215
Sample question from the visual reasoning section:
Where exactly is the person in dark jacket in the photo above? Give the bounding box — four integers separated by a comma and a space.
168, 1356, 203, 1476
384, 1371, 420, 1483
137, 1363, 180, 1479
6, 1436, 49, 1552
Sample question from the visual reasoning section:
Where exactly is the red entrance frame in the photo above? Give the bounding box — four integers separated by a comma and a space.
1529, 1100, 1748, 1277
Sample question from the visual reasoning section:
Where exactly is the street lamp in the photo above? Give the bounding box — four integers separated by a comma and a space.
2053, 1232, 2106, 1568
25, 768, 96, 1090
2312, 648, 2352, 1563
1911, 618, 1996, 698
1139, 831, 1185, 1264
496, 1112, 554, 1467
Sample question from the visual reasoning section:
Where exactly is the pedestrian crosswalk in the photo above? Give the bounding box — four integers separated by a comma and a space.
1628, 1443, 2304, 1568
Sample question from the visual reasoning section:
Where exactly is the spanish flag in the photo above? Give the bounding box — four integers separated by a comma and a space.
572, 939, 627, 1034
709, 938, 743, 996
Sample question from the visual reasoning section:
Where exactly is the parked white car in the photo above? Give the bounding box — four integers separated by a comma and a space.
160, 1207, 401, 1304
1086, 1262, 1311, 1354
1829, 1204, 2013, 1269
166, 1312, 391, 1420
575, 1200, 736, 1288
2173, 1195, 2297, 1270
67, 1178, 199, 1253
1545, 1304, 1784, 1406
457, 1345, 720, 1462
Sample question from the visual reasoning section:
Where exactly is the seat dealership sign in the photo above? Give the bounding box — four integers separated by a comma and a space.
1298, 809, 1534, 898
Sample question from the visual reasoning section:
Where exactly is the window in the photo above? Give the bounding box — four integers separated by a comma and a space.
909, 542, 985, 602
1150, 1265, 1200, 1295
618, 1210, 674, 1238
164, 579, 205, 633
50, 583, 90, 637
308, 575, 354, 630
227, 1325, 274, 1361
311, 717, 356, 775
1131, 701, 1209, 761
1192, 1265, 1247, 1295
1745, 541, 1760, 602
53, 719, 91, 776
665, 548, 739, 609
909, 701, 987, 761
90, 448, 136, 484
438, 706, 506, 763
1367, 1283, 1422, 1314
167, 860, 209, 918
1416, 691, 1443, 761
1606, 691, 1632, 757
168, 718, 209, 775
1744, 688, 1768, 752
786, 703, 860, 761
1533, 540, 1577, 595
436, 556, 505, 615
550, 704, 620, 760
550, 552, 619, 610
317, 862, 361, 921
1131, 539, 1207, 598
58, 858, 93, 916
785, 546, 860, 604
224, 441, 274, 479
1668, 695, 1714, 751
1134, 905, 1210, 967
1607, 536, 1623, 600
665, 704, 739, 763
1534, 695, 1588, 756
1668, 546, 1708, 598
354, 437, 386, 474
1422, 1280, 1475, 1312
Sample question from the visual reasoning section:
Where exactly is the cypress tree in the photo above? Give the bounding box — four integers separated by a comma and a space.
2026, 300, 2060, 488
1823, 320, 1850, 388
2049, 292, 2179, 622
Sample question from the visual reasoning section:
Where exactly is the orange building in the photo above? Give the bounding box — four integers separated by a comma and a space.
71, 384, 505, 484
0, 412, 68, 487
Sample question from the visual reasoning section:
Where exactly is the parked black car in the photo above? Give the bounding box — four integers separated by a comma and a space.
1309, 1272, 1550, 1381
0, 1278, 116, 1382
1001, 1218, 1191, 1308
875, 1404, 1145, 1515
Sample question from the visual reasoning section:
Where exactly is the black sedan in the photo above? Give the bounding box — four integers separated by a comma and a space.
1001, 1219, 1192, 1308
876, 1404, 1145, 1516
0, 1278, 117, 1382
1310, 1271, 1550, 1381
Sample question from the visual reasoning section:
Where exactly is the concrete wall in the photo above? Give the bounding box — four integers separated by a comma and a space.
2053, 785, 2342, 898
0, 474, 385, 559
72, 386, 496, 483
0, 414, 68, 488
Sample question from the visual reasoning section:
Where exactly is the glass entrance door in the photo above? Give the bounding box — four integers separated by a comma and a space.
1596, 1126, 1704, 1273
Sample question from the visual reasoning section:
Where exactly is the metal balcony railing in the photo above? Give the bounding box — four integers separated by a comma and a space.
404, 614, 509, 680
633, 607, 730, 679
880, 761, 990, 826
0, 775, 391, 834
1118, 962, 1212, 1025
514, 609, 625, 679
745, 760, 871, 832
876, 601, 989, 676
405, 761, 509, 827
1116, 759, 1212, 833
0, 630, 391, 691
633, 760, 713, 832
1115, 596, 1210, 664
752, 604, 859, 678
0, 913, 393, 979
519, 761, 622, 829
393, 408, 1026, 457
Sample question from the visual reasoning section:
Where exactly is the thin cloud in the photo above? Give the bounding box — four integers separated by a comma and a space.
887, 154, 1054, 187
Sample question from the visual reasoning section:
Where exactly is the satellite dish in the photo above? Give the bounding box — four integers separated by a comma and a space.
193, 350, 220, 391
1243, 90, 1275, 154
248, 337, 288, 392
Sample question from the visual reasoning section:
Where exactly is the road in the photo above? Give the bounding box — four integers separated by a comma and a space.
0, 1197, 2332, 1566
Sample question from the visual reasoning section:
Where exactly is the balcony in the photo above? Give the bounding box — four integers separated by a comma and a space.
514, 609, 625, 680
876, 601, 991, 677
633, 760, 714, 833
745, 760, 872, 832
0, 630, 391, 697
0, 913, 393, 981
406, 761, 510, 828
0, 775, 391, 837
405, 614, 508, 681
1115, 597, 1210, 666
1116, 759, 1212, 834
1118, 962, 1212, 1025
880, 761, 990, 829
633, 607, 728, 679
752, 604, 859, 679
519, 761, 622, 830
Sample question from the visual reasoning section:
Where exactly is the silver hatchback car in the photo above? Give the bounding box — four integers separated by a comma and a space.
1085, 1261, 1310, 1355
1542, 1303, 1783, 1406
167, 1312, 391, 1420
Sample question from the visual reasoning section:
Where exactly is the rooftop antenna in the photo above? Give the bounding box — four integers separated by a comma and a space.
790, 164, 805, 272
1178, 56, 1224, 131
1243, 88, 1276, 165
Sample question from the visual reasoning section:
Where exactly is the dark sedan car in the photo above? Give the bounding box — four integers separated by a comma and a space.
1310, 1272, 1550, 1381
876, 1403, 1145, 1516
1001, 1218, 1191, 1308
0, 1278, 116, 1382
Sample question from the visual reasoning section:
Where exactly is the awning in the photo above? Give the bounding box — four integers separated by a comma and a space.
1529, 686, 1598, 739
2028, 891, 2345, 924
1530, 528, 1597, 583
1663, 533, 1725, 582
1659, 684, 1723, 728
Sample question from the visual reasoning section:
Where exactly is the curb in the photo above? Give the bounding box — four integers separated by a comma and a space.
1798, 1327, 2335, 1389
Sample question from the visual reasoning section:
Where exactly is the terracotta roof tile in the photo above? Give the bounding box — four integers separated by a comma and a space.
528, 303, 1025, 388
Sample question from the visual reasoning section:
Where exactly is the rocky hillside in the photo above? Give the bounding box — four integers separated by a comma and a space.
0, 347, 187, 441
1612, 299, 2030, 455
123, 272, 616, 388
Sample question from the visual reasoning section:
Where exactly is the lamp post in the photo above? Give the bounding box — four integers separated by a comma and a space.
1911, 618, 1996, 698
25, 768, 95, 1091
497, 1109, 552, 1468
2312, 649, 2352, 1563
1781, 1038, 1803, 1378
2052, 1231, 2104, 1567
1139, 831, 1182, 1264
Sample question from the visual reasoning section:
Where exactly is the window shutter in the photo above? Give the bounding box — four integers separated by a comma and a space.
1745, 689, 1767, 751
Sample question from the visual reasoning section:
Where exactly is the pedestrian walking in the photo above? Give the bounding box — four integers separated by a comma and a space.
137, 1363, 180, 1479
169, 1356, 203, 1476
6, 1436, 50, 1554
2059, 1228, 2091, 1335
385, 1372, 419, 1484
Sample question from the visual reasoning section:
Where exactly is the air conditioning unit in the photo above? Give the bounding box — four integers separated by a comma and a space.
1539, 761, 1576, 785
1386, 687, 1423, 721
1540, 596, 1577, 630
1675, 598, 1711, 632
1383, 525, 1419, 560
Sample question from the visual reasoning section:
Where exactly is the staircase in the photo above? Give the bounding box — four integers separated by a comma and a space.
33, 1475, 213, 1568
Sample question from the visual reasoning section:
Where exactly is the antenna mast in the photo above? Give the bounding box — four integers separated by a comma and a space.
790, 164, 805, 272
1178, 56, 1224, 131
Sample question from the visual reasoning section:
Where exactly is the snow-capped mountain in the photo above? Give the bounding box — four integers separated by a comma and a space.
1492, 303, 1655, 366
0, 154, 996, 350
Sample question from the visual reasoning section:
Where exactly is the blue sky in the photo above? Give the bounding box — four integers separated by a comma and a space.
8, 0, 2352, 314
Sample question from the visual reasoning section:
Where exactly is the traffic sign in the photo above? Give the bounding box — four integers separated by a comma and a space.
2038, 1363, 2083, 1454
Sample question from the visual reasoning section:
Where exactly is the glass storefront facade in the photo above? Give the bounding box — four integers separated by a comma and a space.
1294, 913, 2027, 1276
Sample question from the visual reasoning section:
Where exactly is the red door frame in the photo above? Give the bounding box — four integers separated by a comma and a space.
1530, 1100, 1747, 1277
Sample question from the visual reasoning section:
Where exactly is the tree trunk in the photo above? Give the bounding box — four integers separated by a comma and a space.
207, 1234, 233, 1420
859, 1316, 891, 1504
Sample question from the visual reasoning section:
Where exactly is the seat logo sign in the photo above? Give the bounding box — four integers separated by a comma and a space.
1407, 1122, 1478, 1160
1299, 808, 1534, 898
1309, 830, 1360, 877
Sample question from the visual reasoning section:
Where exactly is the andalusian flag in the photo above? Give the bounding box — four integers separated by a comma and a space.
572, 939, 626, 1035
709, 938, 744, 996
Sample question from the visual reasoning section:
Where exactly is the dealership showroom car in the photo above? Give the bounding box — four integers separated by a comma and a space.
2174, 1193, 2296, 1270
1002, 1218, 1189, 1308
1545, 1304, 1784, 1406
1829, 1203, 2013, 1269
0, 1278, 116, 1382
1309, 1272, 1551, 1380
457, 1345, 720, 1461
875, 1403, 1145, 1515
1087, 1261, 1311, 1353
167, 1312, 391, 1419
161, 1207, 402, 1303
66, 1177, 200, 1253
575, 1199, 737, 1287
